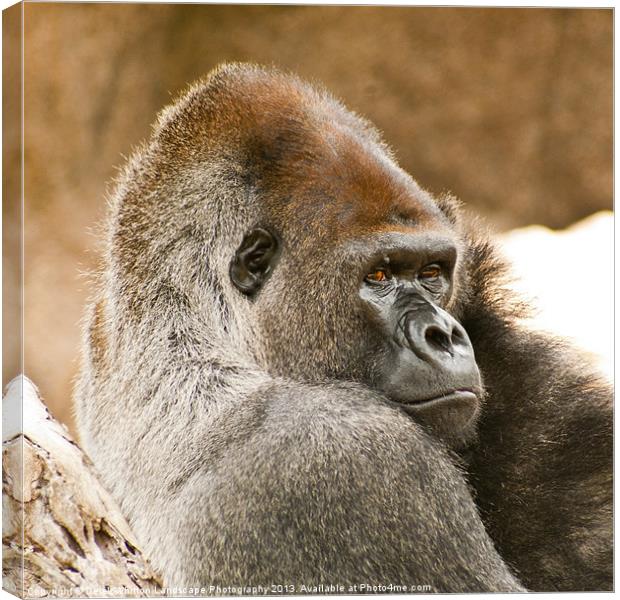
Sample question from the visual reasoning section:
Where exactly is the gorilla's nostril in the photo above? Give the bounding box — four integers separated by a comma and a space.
425, 326, 453, 353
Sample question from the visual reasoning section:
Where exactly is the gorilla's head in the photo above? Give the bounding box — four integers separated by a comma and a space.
112, 63, 482, 447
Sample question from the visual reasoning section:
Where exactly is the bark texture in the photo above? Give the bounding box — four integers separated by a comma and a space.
2, 377, 163, 598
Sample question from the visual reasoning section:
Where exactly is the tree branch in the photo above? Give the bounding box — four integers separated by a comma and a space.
2, 377, 163, 598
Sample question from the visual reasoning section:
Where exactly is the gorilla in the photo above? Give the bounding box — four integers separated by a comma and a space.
74, 64, 612, 593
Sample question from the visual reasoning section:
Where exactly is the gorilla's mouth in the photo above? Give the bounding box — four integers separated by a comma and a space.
398, 389, 478, 408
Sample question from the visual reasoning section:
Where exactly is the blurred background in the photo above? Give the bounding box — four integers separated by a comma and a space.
3, 5, 612, 435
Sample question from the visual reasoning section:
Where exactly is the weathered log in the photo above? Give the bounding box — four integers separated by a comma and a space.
2, 377, 163, 598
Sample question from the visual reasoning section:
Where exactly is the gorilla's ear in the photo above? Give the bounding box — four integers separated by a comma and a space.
229, 228, 280, 296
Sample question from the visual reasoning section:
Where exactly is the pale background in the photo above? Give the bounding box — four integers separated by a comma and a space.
2, 5, 612, 434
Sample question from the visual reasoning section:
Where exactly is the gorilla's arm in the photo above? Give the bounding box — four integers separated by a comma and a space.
462, 239, 613, 591
161, 383, 523, 592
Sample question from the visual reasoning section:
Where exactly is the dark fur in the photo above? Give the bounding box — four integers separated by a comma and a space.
74, 64, 612, 592
453, 229, 612, 591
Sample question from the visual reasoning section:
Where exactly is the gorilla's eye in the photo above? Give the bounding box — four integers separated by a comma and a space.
366, 268, 392, 283
419, 264, 442, 280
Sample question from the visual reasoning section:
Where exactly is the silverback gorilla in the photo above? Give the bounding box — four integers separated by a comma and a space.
75, 64, 612, 592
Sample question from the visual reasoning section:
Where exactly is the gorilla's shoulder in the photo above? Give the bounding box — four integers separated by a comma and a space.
241, 381, 442, 462
260, 381, 403, 424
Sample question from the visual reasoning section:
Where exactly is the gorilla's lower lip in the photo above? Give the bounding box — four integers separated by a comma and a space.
395, 389, 478, 409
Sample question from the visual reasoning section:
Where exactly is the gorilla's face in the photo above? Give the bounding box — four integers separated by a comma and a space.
228, 105, 482, 447
356, 230, 482, 446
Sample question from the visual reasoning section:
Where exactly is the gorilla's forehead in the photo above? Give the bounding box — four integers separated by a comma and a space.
253, 123, 450, 240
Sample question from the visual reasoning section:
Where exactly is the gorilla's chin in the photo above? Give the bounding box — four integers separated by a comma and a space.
387, 390, 481, 449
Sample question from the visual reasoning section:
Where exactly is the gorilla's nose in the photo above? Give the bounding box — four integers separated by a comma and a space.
404, 307, 474, 367
424, 319, 469, 356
